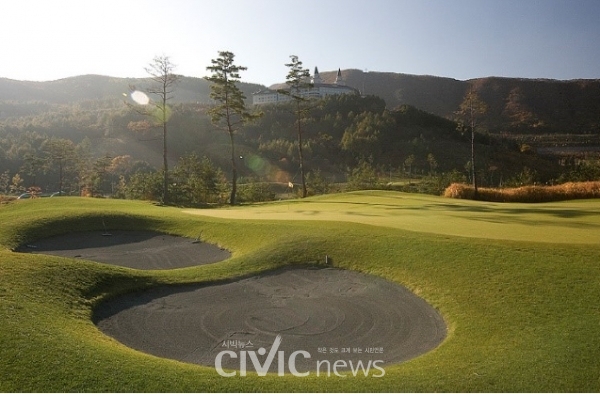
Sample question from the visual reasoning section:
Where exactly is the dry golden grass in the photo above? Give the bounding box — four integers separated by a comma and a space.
0, 195, 17, 204
444, 181, 600, 202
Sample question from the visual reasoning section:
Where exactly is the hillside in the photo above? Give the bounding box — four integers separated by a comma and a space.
3, 71, 600, 137
0, 75, 264, 107
274, 69, 600, 135
0, 71, 598, 198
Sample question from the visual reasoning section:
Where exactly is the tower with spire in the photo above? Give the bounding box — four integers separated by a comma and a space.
334, 68, 345, 85
312, 67, 322, 84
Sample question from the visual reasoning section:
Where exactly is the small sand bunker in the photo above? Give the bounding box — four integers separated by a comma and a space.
18, 230, 230, 270
95, 267, 446, 372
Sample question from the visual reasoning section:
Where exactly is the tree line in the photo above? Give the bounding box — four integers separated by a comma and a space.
2, 52, 599, 203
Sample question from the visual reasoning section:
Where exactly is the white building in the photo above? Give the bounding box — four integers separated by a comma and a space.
252, 68, 359, 105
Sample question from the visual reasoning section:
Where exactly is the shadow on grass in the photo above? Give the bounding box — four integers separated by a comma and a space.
15, 214, 172, 247
303, 198, 600, 220
298, 198, 600, 230
423, 202, 600, 219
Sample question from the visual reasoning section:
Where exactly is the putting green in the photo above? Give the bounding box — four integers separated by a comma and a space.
184, 191, 600, 244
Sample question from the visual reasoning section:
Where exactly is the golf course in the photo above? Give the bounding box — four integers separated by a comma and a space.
1, 190, 599, 391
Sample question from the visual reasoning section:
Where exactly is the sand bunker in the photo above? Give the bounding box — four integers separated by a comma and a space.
18, 230, 231, 270
20, 230, 446, 372
95, 267, 446, 372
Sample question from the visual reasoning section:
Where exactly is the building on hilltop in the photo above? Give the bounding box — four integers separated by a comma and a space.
252, 67, 359, 105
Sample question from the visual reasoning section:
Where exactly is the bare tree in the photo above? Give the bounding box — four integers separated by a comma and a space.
456, 86, 488, 195
128, 55, 180, 204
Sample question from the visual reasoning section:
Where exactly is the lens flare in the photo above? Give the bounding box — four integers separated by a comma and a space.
152, 104, 173, 123
247, 154, 269, 175
245, 154, 291, 183
131, 90, 150, 105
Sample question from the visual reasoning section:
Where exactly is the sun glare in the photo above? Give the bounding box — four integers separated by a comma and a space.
131, 90, 150, 105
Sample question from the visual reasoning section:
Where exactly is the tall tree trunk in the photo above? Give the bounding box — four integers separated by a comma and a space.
58, 158, 63, 195
229, 130, 237, 205
297, 102, 307, 198
470, 88, 478, 197
163, 119, 169, 204
471, 126, 477, 196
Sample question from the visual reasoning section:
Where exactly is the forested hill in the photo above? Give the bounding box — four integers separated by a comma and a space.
3, 70, 600, 135
0, 75, 264, 105
276, 69, 600, 135
2, 69, 598, 199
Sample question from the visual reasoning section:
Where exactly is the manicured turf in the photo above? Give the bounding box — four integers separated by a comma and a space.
1, 192, 599, 392
186, 190, 600, 244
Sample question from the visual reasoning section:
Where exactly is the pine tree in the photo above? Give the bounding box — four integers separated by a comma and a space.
281, 55, 312, 198
205, 51, 261, 205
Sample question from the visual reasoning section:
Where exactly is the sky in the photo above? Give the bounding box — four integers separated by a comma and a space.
2, 0, 600, 85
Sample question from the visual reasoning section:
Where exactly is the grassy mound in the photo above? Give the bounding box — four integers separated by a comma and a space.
1, 195, 600, 391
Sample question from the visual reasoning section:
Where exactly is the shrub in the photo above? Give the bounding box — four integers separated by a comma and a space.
170, 154, 228, 205
347, 160, 383, 191
443, 183, 476, 200
237, 181, 276, 203
444, 181, 600, 203
0, 195, 16, 204
123, 171, 163, 201
306, 169, 331, 196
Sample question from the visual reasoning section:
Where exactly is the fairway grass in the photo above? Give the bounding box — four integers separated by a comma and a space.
185, 190, 600, 244
1, 193, 599, 392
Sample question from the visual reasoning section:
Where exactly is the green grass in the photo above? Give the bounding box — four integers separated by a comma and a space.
1, 193, 599, 392
186, 190, 600, 244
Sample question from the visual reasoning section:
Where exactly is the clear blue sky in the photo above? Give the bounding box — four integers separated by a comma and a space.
3, 0, 600, 85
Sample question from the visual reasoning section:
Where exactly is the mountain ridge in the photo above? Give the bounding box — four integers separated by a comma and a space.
2, 70, 600, 134
0, 74, 265, 105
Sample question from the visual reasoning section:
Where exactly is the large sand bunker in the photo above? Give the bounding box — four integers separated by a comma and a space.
95, 267, 446, 373
19, 230, 446, 372
17, 230, 231, 270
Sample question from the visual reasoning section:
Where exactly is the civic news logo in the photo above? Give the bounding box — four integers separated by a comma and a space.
215, 335, 386, 377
